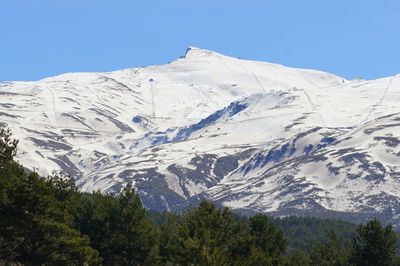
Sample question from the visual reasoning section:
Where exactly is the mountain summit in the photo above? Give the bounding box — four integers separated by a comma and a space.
1, 48, 400, 226
184, 46, 220, 58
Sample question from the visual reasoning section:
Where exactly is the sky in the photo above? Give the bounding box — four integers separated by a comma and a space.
0, 0, 399, 81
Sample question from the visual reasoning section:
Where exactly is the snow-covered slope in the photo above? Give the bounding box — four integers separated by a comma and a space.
1, 47, 400, 225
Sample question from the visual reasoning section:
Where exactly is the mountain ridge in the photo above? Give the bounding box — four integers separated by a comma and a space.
1, 47, 400, 226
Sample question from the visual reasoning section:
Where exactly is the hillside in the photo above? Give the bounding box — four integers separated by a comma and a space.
1, 47, 399, 226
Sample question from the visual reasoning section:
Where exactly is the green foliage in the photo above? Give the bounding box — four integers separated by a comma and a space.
159, 212, 190, 265
307, 232, 350, 266
274, 216, 357, 252
0, 128, 23, 208
0, 171, 102, 264
113, 185, 159, 265
75, 185, 159, 265
0, 129, 101, 265
0, 128, 18, 165
159, 201, 235, 265
249, 215, 286, 265
158, 201, 287, 266
284, 250, 310, 266
349, 218, 398, 266
183, 201, 235, 265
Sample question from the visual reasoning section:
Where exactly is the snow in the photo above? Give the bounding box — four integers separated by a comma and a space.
2, 47, 400, 220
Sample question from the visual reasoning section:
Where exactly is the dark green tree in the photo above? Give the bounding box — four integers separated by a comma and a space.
284, 250, 310, 266
113, 184, 159, 265
183, 201, 233, 265
249, 214, 286, 265
160, 201, 287, 266
0, 128, 18, 165
0, 128, 101, 265
0, 128, 23, 207
307, 231, 350, 266
274, 216, 357, 252
228, 218, 258, 265
1, 171, 102, 265
349, 218, 398, 266
159, 212, 190, 265
76, 185, 159, 265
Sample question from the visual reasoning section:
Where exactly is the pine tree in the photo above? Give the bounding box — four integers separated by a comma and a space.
349, 218, 398, 266
307, 231, 349, 266
159, 212, 189, 265
0, 128, 101, 265
0, 171, 102, 265
249, 214, 286, 265
0, 128, 23, 207
114, 184, 159, 265
76, 185, 159, 265
285, 250, 310, 266
0, 128, 18, 165
183, 201, 237, 265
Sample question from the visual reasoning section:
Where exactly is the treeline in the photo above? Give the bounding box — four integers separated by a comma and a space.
273, 216, 357, 252
1, 128, 400, 265
147, 210, 358, 254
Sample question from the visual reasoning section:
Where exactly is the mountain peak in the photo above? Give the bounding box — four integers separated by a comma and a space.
184, 46, 221, 59
4, 47, 400, 227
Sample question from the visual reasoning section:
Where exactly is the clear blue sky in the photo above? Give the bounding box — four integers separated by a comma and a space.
1, 0, 399, 81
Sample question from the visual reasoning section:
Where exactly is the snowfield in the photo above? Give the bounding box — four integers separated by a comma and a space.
1, 47, 400, 226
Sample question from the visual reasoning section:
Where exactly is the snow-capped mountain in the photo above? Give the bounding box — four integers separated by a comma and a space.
1, 47, 400, 226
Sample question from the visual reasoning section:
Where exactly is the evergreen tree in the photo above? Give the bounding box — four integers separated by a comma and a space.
76, 185, 159, 265
0, 171, 102, 265
274, 216, 357, 252
227, 218, 258, 265
308, 231, 349, 266
0, 128, 101, 265
159, 212, 190, 265
349, 218, 398, 266
160, 201, 287, 266
183, 201, 233, 265
113, 184, 159, 265
249, 214, 286, 265
0, 128, 22, 208
285, 250, 310, 266
0, 128, 18, 165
